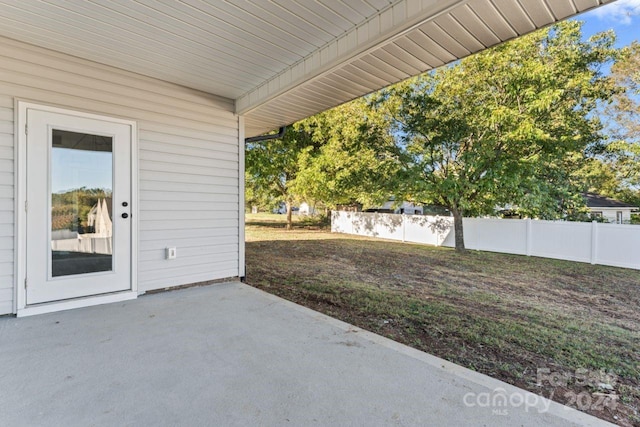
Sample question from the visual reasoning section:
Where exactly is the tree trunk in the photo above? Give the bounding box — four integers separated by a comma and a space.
286, 200, 293, 230
451, 207, 466, 252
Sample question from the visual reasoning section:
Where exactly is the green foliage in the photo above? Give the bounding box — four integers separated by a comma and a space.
581, 42, 640, 205
377, 21, 618, 249
293, 98, 401, 209
607, 41, 640, 147
51, 187, 111, 231
245, 98, 403, 226
245, 127, 318, 228
244, 171, 279, 213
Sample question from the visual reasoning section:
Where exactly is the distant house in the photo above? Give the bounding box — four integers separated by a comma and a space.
583, 193, 638, 224
365, 200, 423, 215
299, 202, 316, 216
422, 205, 452, 216
336, 203, 363, 212
87, 198, 113, 237
272, 202, 287, 215
51, 198, 113, 258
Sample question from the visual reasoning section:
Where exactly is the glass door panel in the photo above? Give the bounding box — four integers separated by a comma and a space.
50, 129, 113, 277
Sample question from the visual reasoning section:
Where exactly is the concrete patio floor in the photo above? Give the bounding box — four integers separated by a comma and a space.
0, 282, 611, 426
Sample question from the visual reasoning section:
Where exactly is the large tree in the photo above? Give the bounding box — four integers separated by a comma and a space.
294, 98, 401, 209
245, 127, 317, 229
246, 98, 402, 227
378, 21, 617, 251
590, 42, 640, 203
572, 42, 640, 209
607, 41, 640, 146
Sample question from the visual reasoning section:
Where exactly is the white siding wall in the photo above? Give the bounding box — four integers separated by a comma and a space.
0, 94, 13, 313
588, 207, 633, 224
0, 37, 241, 314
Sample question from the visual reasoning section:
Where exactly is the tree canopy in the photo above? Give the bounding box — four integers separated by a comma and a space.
245, 99, 401, 228
581, 41, 640, 207
375, 20, 618, 250
245, 126, 317, 228
293, 98, 401, 209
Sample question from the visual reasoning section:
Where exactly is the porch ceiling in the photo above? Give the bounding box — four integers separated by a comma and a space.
0, 0, 613, 137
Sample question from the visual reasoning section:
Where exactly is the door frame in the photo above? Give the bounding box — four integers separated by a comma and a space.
15, 101, 139, 316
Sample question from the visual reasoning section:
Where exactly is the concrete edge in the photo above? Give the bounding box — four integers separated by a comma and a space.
235, 282, 614, 427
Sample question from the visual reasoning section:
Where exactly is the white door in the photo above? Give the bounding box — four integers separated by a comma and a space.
25, 108, 132, 305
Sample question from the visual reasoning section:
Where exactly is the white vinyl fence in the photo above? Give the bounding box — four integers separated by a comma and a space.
51, 237, 113, 255
51, 230, 113, 255
331, 211, 640, 270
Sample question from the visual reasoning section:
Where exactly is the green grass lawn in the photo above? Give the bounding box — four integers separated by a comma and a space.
245, 213, 640, 426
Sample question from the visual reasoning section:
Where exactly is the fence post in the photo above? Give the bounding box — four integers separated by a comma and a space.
402, 214, 406, 242
374, 212, 379, 237
526, 218, 532, 256
331, 210, 335, 232
590, 221, 598, 265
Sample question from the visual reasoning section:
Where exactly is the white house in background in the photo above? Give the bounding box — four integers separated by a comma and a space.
366, 199, 424, 215
395, 202, 424, 215
299, 202, 316, 216
584, 193, 639, 224
87, 199, 113, 238
0, 0, 611, 316
51, 198, 114, 258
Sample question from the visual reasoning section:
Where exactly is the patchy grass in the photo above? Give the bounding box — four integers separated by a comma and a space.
245, 214, 640, 426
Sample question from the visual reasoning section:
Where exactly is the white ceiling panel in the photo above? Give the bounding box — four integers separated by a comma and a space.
432, 14, 487, 51
378, 44, 430, 73
0, 0, 615, 137
0, 0, 386, 99
450, 5, 502, 47
243, 0, 614, 137
468, 0, 519, 41
546, 1, 578, 19
491, 0, 537, 33
420, 21, 473, 58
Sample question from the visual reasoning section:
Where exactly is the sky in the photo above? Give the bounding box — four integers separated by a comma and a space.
577, 0, 640, 46
52, 147, 112, 194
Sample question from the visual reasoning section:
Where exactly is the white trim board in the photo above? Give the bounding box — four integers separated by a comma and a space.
238, 115, 245, 279
16, 291, 138, 317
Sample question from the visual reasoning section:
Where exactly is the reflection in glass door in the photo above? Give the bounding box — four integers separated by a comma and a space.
50, 130, 114, 277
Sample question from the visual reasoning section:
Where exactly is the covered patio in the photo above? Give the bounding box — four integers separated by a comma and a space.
0, 282, 609, 426
0, 1, 619, 424
0, 0, 613, 313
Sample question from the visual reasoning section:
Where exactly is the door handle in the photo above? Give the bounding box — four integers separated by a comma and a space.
121, 213, 129, 219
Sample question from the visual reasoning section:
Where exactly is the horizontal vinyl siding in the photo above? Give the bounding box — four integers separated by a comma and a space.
0, 36, 241, 312
0, 94, 13, 314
